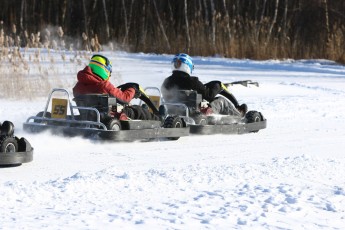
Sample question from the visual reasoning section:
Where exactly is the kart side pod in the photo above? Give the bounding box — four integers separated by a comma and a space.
0, 121, 33, 167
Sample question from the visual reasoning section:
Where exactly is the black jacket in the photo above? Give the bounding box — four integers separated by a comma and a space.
161, 71, 240, 108
161, 71, 220, 102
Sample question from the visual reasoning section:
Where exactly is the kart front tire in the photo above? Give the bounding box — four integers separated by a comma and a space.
34, 111, 52, 123
193, 113, 208, 125
1, 121, 15, 136
104, 118, 121, 131
0, 136, 18, 153
163, 115, 184, 140
245, 111, 262, 123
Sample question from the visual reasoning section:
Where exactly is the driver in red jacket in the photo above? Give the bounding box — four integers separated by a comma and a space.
73, 54, 137, 103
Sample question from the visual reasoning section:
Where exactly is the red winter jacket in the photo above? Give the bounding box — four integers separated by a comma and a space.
73, 66, 135, 103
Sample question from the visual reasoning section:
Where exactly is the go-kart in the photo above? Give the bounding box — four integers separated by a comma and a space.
23, 88, 189, 141
160, 85, 267, 135
0, 120, 33, 167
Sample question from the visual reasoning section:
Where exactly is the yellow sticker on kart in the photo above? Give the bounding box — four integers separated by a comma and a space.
51, 98, 68, 119
149, 95, 161, 107
148, 95, 161, 113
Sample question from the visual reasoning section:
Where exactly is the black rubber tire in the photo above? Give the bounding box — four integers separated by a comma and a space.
34, 111, 51, 123
163, 115, 184, 140
159, 105, 167, 117
103, 118, 122, 131
1, 121, 15, 136
193, 113, 208, 125
245, 111, 262, 123
0, 136, 18, 153
123, 107, 136, 119
141, 106, 152, 120
17, 137, 32, 152
131, 105, 146, 120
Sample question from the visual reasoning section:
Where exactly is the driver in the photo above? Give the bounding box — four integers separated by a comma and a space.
161, 53, 247, 116
73, 54, 140, 103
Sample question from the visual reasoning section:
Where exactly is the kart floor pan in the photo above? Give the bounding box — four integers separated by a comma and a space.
189, 119, 267, 135
23, 123, 190, 141
0, 148, 34, 166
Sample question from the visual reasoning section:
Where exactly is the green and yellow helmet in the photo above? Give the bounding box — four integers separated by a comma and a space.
88, 54, 112, 80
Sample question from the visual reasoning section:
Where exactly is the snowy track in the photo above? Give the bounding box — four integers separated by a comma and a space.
1, 52, 345, 229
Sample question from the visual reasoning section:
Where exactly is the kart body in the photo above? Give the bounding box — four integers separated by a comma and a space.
0, 121, 33, 167
23, 88, 189, 141
160, 90, 267, 135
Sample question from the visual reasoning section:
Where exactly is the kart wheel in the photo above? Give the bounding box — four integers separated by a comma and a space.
163, 116, 184, 140
1, 121, 15, 136
34, 111, 51, 123
245, 111, 262, 123
123, 107, 135, 119
141, 106, 152, 120
193, 113, 208, 125
17, 137, 32, 152
104, 118, 121, 131
0, 136, 18, 153
164, 115, 183, 128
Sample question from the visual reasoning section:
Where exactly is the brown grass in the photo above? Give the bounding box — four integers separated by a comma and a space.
0, 26, 92, 99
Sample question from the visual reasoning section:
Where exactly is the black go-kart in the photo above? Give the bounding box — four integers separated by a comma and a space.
160, 86, 267, 135
23, 88, 189, 141
0, 120, 33, 167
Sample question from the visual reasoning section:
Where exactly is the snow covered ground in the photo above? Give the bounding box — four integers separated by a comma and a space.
1, 51, 345, 229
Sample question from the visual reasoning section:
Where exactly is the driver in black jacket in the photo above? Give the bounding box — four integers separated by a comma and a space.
161, 53, 247, 116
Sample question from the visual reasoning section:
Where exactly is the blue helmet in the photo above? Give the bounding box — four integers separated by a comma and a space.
171, 53, 194, 75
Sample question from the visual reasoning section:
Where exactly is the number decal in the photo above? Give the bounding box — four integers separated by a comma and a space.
53, 105, 66, 115
51, 98, 68, 119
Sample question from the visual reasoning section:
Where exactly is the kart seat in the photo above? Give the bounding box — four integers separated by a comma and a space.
163, 90, 202, 115
73, 94, 117, 120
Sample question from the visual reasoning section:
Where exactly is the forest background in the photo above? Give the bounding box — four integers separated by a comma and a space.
0, 0, 344, 63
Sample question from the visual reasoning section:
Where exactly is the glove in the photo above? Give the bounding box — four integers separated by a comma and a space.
118, 82, 141, 98
204, 80, 222, 89
204, 81, 222, 99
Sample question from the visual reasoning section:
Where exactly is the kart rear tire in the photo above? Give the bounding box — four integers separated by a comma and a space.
0, 136, 18, 153
163, 115, 183, 140
141, 106, 152, 120
1, 120, 15, 136
104, 118, 121, 131
18, 137, 32, 152
123, 106, 136, 119
245, 111, 262, 123
193, 113, 208, 125
245, 111, 262, 133
34, 111, 51, 123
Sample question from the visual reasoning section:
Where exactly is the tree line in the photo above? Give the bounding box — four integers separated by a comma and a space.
0, 0, 344, 63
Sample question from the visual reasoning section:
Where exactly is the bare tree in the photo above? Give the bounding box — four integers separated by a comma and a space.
122, 0, 129, 45
61, 0, 67, 27
202, 0, 209, 27
122, 0, 134, 45
282, 0, 288, 39
266, 0, 280, 45
152, 0, 171, 51
221, 0, 231, 55
256, 0, 267, 43
20, 0, 26, 31
82, 0, 88, 37
323, 0, 330, 37
137, 0, 148, 50
102, 0, 110, 39
210, 0, 216, 54
184, 0, 191, 53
